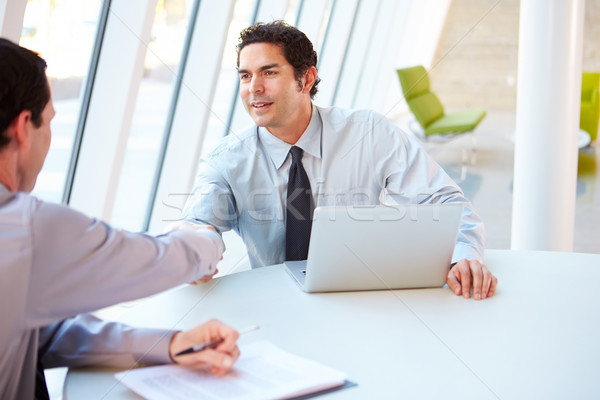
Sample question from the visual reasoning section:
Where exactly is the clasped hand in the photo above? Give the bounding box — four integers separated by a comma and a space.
165, 220, 221, 283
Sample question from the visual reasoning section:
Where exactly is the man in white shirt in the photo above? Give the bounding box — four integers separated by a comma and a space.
183, 21, 497, 300
0, 38, 239, 400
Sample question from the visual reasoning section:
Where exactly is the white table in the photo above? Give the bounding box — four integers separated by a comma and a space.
65, 250, 600, 399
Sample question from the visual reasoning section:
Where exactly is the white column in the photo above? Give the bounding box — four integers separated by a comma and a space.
0, 0, 26, 41
511, 0, 585, 251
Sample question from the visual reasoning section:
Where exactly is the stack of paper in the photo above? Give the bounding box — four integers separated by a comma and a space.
115, 341, 349, 399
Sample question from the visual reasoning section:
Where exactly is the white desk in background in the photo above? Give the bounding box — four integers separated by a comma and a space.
65, 250, 600, 399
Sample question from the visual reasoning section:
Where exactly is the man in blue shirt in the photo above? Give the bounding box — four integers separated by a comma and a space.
183, 21, 497, 300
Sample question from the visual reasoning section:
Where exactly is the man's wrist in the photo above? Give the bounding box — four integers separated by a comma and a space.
168, 331, 183, 363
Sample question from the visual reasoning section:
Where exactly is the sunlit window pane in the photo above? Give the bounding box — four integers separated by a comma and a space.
19, 0, 103, 202
110, 0, 192, 231
200, 0, 257, 157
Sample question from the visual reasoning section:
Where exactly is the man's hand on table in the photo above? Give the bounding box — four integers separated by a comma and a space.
447, 259, 498, 300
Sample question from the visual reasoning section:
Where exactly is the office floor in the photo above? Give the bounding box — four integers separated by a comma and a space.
45, 110, 600, 400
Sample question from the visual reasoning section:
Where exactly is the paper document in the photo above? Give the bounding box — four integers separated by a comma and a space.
115, 341, 348, 400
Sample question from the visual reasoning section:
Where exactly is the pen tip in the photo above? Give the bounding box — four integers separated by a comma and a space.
239, 325, 260, 334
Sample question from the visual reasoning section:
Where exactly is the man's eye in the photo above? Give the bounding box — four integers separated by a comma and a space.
240, 74, 250, 80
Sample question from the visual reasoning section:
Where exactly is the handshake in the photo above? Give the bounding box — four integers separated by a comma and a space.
166, 220, 222, 283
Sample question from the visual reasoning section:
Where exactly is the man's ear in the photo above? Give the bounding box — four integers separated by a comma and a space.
302, 66, 318, 94
9, 110, 32, 151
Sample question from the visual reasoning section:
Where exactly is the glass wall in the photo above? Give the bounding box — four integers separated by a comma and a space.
200, 0, 258, 158
10, 0, 429, 236
111, 0, 193, 231
19, 0, 103, 202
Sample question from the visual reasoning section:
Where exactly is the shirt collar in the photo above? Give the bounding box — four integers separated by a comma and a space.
257, 104, 323, 170
0, 183, 14, 203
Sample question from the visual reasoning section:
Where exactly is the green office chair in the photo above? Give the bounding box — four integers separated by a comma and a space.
581, 72, 599, 142
396, 65, 486, 138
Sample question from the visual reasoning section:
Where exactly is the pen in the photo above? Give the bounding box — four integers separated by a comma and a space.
174, 325, 260, 357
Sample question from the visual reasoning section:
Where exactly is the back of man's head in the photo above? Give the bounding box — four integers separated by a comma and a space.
0, 38, 50, 149
237, 20, 321, 99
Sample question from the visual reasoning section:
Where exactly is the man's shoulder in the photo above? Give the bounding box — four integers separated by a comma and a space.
317, 105, 388, 127
204, 126, 258, 160
0, 190, 68, 237
316, 105, 393, 136
0, 187, 95, 231
0, 189, 39, 217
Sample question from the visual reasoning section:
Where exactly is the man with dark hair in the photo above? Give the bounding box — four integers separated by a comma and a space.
235, 21, 321, 99
0, 38, 239, 400
0, 39, 50, 148
183, 21, 497, 300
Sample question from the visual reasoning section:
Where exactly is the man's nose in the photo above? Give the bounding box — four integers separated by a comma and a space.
249, 75, 263, 94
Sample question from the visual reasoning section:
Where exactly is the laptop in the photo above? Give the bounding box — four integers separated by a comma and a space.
284, 204, 463, 293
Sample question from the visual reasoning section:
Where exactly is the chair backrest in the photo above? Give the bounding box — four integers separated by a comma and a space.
581, 72, 599, 141
397, 66, 444, 128
581, 72, 599, 101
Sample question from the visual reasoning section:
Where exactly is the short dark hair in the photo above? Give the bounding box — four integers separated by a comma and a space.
0, 38, 50, 149
237, 21, 321, 99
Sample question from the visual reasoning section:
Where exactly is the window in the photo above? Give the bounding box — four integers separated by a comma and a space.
110, 0, 193, 231
20, 0, 103, 202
